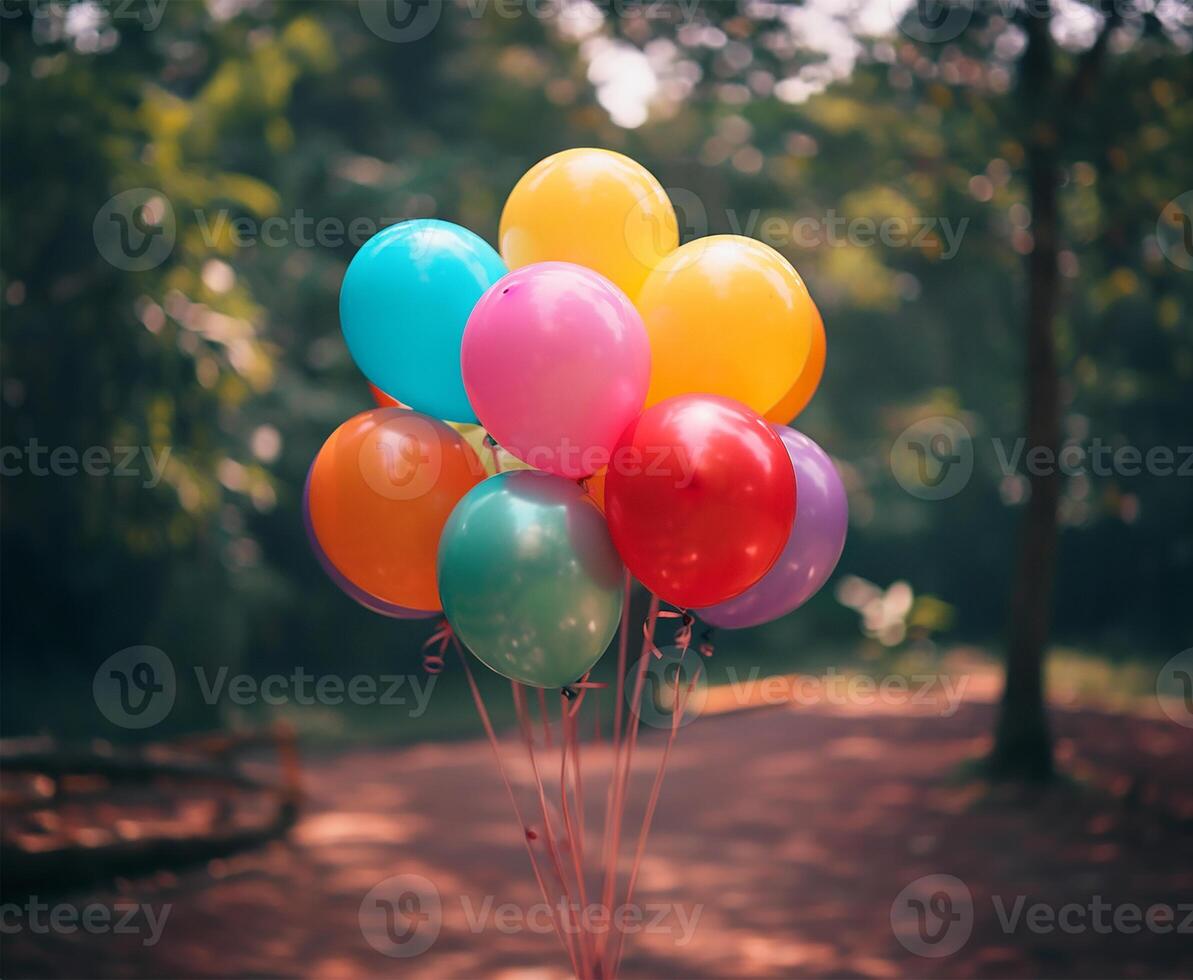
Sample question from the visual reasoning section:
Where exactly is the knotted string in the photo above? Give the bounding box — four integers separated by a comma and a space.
421, 618, 452, 674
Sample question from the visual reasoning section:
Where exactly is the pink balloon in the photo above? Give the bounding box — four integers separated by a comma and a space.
461, 262, 650, 478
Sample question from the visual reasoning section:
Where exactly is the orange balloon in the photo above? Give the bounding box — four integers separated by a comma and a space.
368, 383, 405, 409
637, 236, 818, 413
307, 408, 484, 611
764, 307, 825, 424
583, 467, 607, 512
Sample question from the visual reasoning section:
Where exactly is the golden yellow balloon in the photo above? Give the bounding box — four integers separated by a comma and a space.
499, 148, 678, 299
450, 423, 533, 477
637, 236, 818, 413
765, 304, 825, 424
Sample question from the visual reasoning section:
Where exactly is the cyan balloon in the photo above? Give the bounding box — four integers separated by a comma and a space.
340, 219, 507, 423
438, 471, 625, 688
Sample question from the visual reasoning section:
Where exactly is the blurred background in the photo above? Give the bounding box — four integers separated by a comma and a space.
1, 1, 1191, 978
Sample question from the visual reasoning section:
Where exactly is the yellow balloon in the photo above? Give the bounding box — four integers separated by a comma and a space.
499, 148, 678, 299
764, 305, 825, 424
638, 236, 818, 413
450, 423, 533, 477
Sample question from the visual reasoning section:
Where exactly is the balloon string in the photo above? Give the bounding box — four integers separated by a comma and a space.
484, 433, 503, 475
512, 682, 591, 978
450, 637, 580, 976
611, 650, 703, 975
597, 592, 660, 970
647, 606, 694, 655
558, 685, 593, 970
421, 619, 453, 674
698, 624, 717, 659
537, 686, 553, 749
600, 571, 633, 900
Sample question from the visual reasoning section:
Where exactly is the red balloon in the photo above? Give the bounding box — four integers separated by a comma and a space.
604, 394, 796, 608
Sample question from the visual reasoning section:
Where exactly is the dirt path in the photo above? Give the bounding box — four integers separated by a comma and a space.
4, 691, 1191, 979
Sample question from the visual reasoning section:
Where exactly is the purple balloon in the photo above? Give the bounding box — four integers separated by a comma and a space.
302, 466, 437, 620
696, 427, 847, 629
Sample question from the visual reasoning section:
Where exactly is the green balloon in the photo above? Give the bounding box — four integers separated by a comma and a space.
438, 471, 625, 688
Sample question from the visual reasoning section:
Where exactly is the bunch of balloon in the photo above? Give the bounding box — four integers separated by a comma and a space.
304, 148, 848, 979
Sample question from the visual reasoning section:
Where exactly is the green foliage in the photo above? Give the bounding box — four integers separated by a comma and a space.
1, 1, 1190, 739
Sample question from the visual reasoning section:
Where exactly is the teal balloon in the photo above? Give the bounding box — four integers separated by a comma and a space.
340, 219, 506, 423
438, 471, 625, 688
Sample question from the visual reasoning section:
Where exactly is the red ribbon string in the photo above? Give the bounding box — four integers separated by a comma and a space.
421, 619, 452, 674
644, 606, 695, 657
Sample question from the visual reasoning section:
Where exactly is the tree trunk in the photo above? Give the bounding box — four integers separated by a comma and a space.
989, 6, 1061, 781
